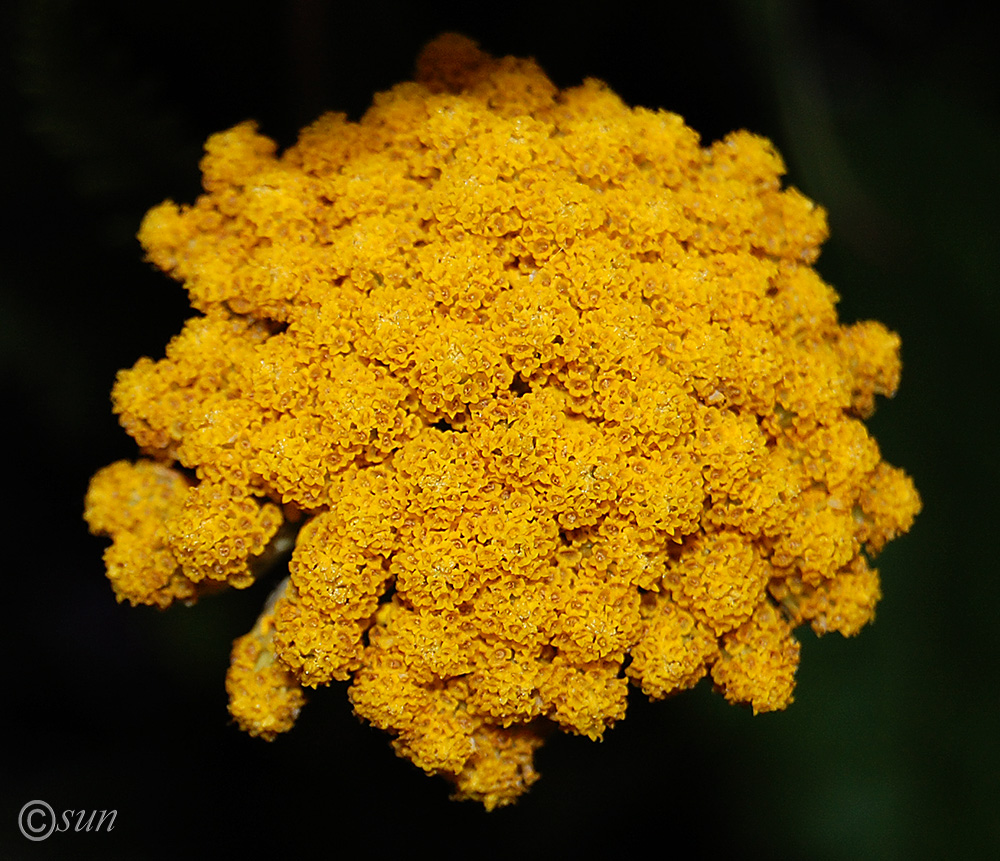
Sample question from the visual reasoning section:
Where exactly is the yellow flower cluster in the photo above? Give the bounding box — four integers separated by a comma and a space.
84, 34, 920, 808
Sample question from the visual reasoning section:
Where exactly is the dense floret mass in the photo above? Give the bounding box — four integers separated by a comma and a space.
84, 34, 920, 808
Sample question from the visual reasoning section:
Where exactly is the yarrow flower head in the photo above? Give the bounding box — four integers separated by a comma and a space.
85, 34, 920, 809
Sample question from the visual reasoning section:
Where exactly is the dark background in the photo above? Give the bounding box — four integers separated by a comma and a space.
2, 1, 996, 858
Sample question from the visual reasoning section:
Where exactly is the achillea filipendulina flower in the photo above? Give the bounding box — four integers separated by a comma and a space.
85, 34, 921, 809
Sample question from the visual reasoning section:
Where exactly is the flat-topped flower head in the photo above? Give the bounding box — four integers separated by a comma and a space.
85, 34, 920, 809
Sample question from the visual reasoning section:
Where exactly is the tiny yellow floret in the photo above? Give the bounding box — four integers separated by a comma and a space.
226, 578, 307, 740
85, 34, 920, 807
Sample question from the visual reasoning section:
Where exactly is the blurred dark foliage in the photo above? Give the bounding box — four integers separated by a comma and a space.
1, 1, 996, 858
